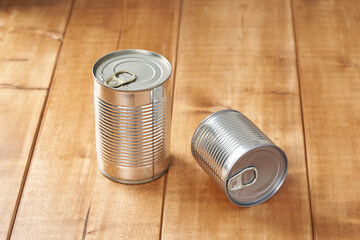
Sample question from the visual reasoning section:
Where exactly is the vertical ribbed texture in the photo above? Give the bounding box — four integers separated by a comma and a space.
95, 95, 171, 171
191, 110, 268, 183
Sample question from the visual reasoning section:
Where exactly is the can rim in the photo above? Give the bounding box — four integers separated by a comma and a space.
92, 49, 172, 92
224, 144, 288, 207
98, 164, 170, 185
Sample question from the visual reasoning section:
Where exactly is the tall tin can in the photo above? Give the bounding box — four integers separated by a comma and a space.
92, 49, 172, 184
191, 109, 288, 206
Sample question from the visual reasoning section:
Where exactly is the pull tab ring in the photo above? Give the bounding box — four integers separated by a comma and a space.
227, 166, 258, 191
105, 70, 137, 88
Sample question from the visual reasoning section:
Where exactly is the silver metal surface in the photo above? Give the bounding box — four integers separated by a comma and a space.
227, 166, 258, 191
105, 70, 137, 87
94, 49, 172, 91
191, 109, 288, 207
93, 49, 173, 184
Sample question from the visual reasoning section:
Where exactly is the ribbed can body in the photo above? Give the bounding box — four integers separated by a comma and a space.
94, 80, 172, 183
191, 109, 287, 206
93, 50, 173, 184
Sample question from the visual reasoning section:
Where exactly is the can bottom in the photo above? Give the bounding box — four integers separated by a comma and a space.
98, 165, 170, 185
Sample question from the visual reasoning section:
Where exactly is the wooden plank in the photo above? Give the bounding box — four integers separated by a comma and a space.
0, 0, 73, 239
161, 0, 313, 239
293, 0, 360, 238
11, 0, 181, 239
0, 89, 46, 239
0, 0, 73, 88
85, 1, 181, 239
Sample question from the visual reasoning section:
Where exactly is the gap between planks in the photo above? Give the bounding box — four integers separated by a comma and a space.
157, 0, 184, 239
6, 0, 77, 239
289, 0, 315, 238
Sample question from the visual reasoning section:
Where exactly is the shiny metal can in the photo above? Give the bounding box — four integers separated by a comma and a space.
191, 109, 288, 206
92, 49, 172, 184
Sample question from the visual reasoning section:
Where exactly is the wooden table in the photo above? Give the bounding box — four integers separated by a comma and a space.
1, 0, 359, 239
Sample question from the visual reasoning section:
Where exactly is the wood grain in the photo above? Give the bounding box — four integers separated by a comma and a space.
0, 89, 46, 239
0, 0, 73, 88
0, 0, 73, 239
161, 0, 313, 239
293, 0, 360, 238
11, 0, 181, 239
4, 0, 359, 238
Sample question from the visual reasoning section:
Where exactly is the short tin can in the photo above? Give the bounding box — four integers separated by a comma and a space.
92, 49, 173, 184
191, 109, 288, 206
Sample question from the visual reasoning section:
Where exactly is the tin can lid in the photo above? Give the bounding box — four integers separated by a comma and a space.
225, 145, 287, 207
92, 49, 172, 91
